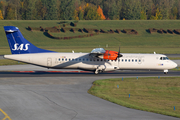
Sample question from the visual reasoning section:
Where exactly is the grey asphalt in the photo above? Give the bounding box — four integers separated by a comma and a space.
0, 65, 179, 120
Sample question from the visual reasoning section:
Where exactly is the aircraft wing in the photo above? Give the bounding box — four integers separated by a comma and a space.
89, 48, 106, 57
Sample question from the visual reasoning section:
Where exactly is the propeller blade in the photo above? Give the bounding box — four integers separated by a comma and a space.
117, 46, 123, 59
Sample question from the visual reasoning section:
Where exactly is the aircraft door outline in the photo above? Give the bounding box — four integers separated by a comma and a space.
47, 58, 52, 67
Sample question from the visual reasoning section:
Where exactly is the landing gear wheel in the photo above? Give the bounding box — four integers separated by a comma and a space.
95, 69, 99, 75
164, 70, 168, 75
95, 69, 102, 75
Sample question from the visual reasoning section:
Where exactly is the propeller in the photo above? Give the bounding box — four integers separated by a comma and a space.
117, 46, 123, 68
117, 46, 123, 59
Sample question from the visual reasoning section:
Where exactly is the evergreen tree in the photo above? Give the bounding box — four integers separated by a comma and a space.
121, 0, 141, 20
60, 0, 75, 20
5, 3, 15, 20
78, 9, 84, 20
44, 0, 57, 20
150, 8, 163, 20
22, 0, 36, 20
108, 1, 118, 20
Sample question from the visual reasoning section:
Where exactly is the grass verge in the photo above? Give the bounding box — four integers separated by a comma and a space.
0, 59, 25, 66
88, 77, 180, 118
1, 20, 180, 54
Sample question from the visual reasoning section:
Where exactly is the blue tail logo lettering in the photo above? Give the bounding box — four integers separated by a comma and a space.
4, 26, 55, 54
12, 43, 30, 51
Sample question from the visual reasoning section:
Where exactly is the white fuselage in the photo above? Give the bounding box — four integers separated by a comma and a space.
4, 52, 177, 73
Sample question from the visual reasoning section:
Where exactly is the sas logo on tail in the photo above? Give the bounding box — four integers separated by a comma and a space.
12, 43, 30, 51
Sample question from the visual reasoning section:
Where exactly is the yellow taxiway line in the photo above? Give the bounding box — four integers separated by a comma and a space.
0, 108, 12, 120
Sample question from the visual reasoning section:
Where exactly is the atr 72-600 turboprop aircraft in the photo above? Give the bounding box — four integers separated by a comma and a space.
3, 26, 177, 74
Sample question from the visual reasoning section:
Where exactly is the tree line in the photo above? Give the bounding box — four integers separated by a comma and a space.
0, 0, 180, 20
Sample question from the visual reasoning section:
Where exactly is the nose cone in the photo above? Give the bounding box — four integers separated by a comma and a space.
172, 62, 178, 68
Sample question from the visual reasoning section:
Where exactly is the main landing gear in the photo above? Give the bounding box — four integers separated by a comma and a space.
95, 69, 102, 75
95, 67, 105, 74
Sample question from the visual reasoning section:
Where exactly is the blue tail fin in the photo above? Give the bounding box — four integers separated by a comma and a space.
4, 26, 55, 54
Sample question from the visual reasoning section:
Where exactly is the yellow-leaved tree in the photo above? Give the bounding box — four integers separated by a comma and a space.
150, 8, 163, 20
0, 10, 3, 20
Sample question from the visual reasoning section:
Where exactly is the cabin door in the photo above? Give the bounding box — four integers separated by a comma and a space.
47, 58, 52, 67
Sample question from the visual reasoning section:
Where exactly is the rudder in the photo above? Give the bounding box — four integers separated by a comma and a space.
4, 26, 55, 54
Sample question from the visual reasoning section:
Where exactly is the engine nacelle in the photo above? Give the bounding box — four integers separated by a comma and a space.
98, 50, 118, 60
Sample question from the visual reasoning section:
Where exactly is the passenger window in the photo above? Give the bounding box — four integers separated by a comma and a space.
90, 59, 92, 61
65, 59, 67, 61
72, 59, 74, 61
86, 59, 88, 61
122, 59, 124, 62
132, 59, 134, 62
69, 59, 71, 61
59, 58, 61, 61
135, 59, 137, 62
62, 59, 64, 61
101, 59, 103, 61
160, 57, 162, 60
97, 59, 99, 61
125, 59, 127, 62
128, 59, 130, 62
139, 59, 141, 62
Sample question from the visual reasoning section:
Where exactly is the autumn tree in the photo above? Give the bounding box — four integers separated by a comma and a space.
0, 1, 4, 18
97, 5, 105, 20
0, 10, 3, 19
150, 8, 163, 20
84, 0, 102, 6
78, 8, 84, 20
140, 10, 147, 20
84, 3, 101, 20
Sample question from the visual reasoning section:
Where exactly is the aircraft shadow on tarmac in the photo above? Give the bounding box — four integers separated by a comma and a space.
0, 70, 179, 77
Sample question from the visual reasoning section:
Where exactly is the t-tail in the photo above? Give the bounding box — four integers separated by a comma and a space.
4, 26, 55, 54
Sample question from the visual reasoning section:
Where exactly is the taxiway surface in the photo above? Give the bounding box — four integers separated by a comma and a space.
0, 65, 179, 120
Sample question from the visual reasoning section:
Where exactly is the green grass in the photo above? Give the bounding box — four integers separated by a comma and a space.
88, 77, 180, 118
1, 20, 180, 55
0, 59, 25, 66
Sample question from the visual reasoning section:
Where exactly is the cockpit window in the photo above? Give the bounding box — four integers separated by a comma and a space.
160, 57, 169, 60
